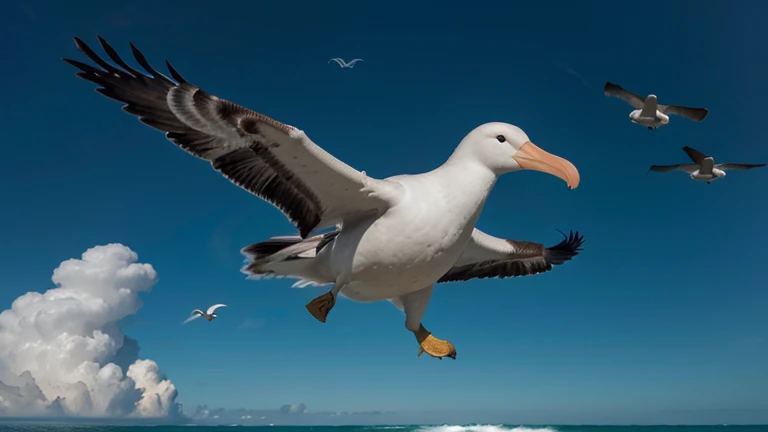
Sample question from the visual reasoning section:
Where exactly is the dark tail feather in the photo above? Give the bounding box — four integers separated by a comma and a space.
241, 236, 303, 260
241, 230, 340, 261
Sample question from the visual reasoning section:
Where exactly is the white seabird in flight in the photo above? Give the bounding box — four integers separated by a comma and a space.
183, 304, 227, 324
328, 58, 364, 68
64, 36, 584, 360
604, 82, 708, 130
648, 146, 766, 184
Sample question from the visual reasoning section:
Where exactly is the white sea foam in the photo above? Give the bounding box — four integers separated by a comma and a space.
418, 425, 558, 432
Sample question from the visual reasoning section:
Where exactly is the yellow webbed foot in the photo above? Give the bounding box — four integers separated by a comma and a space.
414, 326, 456, 360
305, 291, 335, 323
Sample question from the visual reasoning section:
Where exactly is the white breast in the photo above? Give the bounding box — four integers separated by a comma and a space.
330, 167, 495, 301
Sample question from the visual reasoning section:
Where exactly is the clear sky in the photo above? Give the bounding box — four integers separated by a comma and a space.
1, 0, 767, 425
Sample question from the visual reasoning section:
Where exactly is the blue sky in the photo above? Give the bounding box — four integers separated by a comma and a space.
1, 0, 767, 424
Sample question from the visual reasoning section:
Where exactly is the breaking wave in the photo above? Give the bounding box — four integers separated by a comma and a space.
417, 426, 558, 432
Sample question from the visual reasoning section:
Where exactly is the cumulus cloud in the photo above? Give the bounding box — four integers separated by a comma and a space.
0, 244, 181, 418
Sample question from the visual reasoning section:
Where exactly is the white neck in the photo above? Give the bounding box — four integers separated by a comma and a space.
427, 151, 498, 228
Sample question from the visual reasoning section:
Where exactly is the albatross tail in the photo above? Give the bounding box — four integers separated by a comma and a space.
240, 230, 339, 288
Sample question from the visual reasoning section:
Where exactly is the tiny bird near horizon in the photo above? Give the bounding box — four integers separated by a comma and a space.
648, 146, 766, 184
328, 58, 364, 68
183, 304, 227, 324
603, 82, 708, 130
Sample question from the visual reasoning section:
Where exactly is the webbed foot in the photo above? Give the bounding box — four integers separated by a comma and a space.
414, 325, 456, 360
305, 291, 335, 323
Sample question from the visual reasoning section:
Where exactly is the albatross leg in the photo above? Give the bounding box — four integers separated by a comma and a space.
399, 286, 456, 360
306, 283, 343, 323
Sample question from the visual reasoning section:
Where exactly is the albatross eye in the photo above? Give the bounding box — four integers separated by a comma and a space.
496, 135, 506, 143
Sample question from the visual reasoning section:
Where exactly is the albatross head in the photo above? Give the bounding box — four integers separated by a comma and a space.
458, 122, 580, 189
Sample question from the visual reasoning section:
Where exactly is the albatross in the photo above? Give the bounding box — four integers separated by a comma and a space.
648, 146, 766, 184
603, 82, 708, 130
63, 36, 585, 360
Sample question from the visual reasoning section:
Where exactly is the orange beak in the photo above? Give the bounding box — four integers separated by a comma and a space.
512, 141, 580, 189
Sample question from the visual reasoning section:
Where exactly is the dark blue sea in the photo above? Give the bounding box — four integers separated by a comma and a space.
0, 425, 766, 432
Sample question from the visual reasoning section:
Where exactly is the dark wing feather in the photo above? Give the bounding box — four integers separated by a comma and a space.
438, 230, 584, 283
682, 146, 708, 164
647, 164, 699, 174
658, 104, 708, 122
716, 163, 767, 171
604, 82, 646, 109
648, 164, 682, 173
63, 37, 393, 238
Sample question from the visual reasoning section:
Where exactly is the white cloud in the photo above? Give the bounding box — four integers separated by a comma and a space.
0, 243, 181, 418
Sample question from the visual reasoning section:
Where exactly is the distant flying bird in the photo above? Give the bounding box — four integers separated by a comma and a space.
603, 82, 708, 130
64, 36, 584, 360
328, 58, 364, 68
183, 304, 227, 324
648, 146, 766, 184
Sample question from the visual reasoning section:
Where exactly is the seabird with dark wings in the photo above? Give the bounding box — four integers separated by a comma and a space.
604, 82, 708, 130
648, 146, 766, 184
64, 36, 585, 360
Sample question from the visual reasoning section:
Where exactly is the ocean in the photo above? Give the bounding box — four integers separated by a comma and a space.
0, 425, 765, 432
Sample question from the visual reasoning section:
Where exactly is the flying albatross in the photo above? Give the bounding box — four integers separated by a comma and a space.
648, 146, 766, 184
63, 36, 585, 360
603, 82, 708, 130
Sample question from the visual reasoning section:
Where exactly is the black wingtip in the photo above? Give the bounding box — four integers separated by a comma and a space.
72, 37, 90, 55
547, 229, 585, 265
165, 60, 188, 84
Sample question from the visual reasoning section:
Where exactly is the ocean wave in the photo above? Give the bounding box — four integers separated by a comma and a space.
417, 425, 558, 432
368, 428, 409, 430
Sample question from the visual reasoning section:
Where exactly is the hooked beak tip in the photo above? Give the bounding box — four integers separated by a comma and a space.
514, 141, 580, 189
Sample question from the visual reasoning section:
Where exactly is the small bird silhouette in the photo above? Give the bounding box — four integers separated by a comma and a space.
328, 58, 364, 68
182, 304, 226, 324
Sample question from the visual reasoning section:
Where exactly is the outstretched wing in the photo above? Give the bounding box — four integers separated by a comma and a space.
346, 59, 364, 67
604, 82, 645, 109
716, 163, 767, 171
64, 37, 398, 238
659, 104, 708, 122
682, 146, 709, 164
182, 310, 205, 324
328, 58, 345, 67
647, 164, 699, 174
437, 229, 584, 283
206, 304, 227, 315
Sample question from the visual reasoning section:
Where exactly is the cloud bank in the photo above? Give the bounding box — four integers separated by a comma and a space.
0, 244, 181, 418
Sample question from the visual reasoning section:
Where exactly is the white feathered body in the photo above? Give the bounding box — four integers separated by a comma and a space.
690, 168, 726, 182
629, 109, 670, 128
272, 163, 497, 302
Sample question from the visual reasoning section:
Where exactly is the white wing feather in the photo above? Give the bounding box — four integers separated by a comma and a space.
206, 304, 227, 315
182, 310, 204, 325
